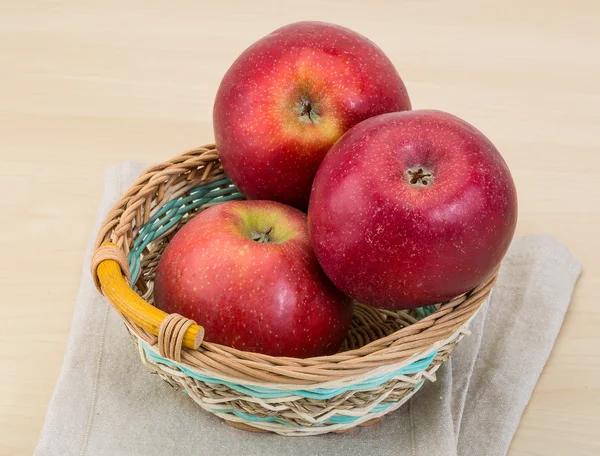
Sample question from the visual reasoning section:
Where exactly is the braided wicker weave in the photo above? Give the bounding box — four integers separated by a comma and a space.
92, 144, 496, 435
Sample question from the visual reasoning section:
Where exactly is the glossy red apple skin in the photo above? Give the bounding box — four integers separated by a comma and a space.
308, 110, 518, 309
153, 200, 353, 357
213, 21, 411, 210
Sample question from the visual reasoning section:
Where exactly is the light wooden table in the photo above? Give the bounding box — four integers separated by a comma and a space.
1, 1, 599, 454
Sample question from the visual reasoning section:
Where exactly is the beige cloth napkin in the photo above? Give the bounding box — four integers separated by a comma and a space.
34, 162, 581, 456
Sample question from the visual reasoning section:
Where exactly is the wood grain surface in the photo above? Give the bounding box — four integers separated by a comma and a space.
1, 1, 599, 454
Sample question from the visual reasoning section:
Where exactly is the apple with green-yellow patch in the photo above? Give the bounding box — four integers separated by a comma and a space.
154, 200, 353, 357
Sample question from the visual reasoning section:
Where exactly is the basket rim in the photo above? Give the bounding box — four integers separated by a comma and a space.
92, 144, 496, 385
135, 300, 485, 391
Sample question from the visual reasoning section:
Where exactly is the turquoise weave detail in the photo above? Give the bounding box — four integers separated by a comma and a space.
141, 342, 436, 400
415, 305, 437, 319
212, 401, 398, 426
127, 178, 243, 283
207, 382, 425, 427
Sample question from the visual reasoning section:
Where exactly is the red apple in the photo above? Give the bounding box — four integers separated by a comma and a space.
308, 110, 518, 309
213, 21, 411, 210
154, 200, 353, 357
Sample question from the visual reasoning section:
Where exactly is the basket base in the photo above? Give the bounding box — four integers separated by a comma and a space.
224, 417, 382, 434
225, 420, 272, 433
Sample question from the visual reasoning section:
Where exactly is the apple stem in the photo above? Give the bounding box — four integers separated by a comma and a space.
251, 227, 273, 243
407, 168, 433, 186
299, 99, 318, 123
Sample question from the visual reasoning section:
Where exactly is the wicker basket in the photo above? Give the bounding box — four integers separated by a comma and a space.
91, 144, 496, 436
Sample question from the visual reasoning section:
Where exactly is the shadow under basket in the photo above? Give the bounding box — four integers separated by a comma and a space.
91, 145, 496, 436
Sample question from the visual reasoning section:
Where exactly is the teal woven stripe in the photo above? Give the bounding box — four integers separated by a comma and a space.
127, 178, 244, 283
415, 305, 437, 319
141, 342, 436, 400
210, 399, 417, 426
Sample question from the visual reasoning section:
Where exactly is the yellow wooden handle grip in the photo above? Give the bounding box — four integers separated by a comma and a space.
96, 258, 204, 350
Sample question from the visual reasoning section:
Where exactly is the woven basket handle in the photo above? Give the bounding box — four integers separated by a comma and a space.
92, 242, 204, 350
